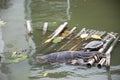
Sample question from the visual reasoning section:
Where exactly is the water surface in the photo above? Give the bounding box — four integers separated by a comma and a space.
0, 0, 120, 80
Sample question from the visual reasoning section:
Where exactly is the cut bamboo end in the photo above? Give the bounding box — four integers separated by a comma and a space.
86, 58, 95, 68
26, 20, 33, 35
97, 58, 106, 69
43, 22, 48, 35
51, 22, 68, 40
68, 27, 76, 35
75, 28, 86, 38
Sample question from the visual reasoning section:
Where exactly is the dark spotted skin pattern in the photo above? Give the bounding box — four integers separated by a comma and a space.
36, 51, 105, 64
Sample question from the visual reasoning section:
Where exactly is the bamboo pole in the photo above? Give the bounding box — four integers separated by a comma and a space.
86, 58, 95, 68
86, 30, 97, 40
44, 22, 68, 43
40, 27, 77, 53
43, 22, 48, 35
80, 30, 105, 51
97, 33, 118, 69
86, 32, 117, 68
66, 27, 76, 37
38, 22, 68, 51
86, 53, 102, 68
105, 36, 119, 69
69, 29, 89, 50
97, 58, 106, 68
51, 22, 68, 40
106, 69, 112, 80
96, 34, 110, 68
99, 32, 118, 53
41, 22, 67, 44
69, 29, 96, 51
98, 31, 106, 37
26, 20, 33, 35
56, 28, 86, 51
48, 22, 68, 38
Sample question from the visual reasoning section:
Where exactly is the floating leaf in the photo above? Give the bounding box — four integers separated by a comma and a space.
4, 55, 28, 63
61, 30, 70, 37
0, 20, 6, 27
53, 22, 57, 24
44, 39, 52, 43
43, 72, 48, 77
91, 35, 101, 39
80, 33, 88, 38
12, 52, 17, 57
52, 37, 63, 43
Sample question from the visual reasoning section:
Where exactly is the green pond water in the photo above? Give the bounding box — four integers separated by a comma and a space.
0, 0, 120, 80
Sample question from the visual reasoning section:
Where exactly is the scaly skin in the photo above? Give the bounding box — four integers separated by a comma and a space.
35, 51, 105, 64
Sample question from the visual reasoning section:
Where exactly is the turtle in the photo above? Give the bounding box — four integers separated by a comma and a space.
84, 40, 105, 51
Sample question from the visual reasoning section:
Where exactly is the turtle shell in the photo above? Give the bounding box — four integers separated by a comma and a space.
84, 41, 104, 50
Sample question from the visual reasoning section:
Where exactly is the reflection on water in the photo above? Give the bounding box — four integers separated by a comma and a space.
0, 64, 9, 80
24, 0, 32, 20
0, 0, 9, 9
28, 63, 120, 80
29, 63, 120, 80
107, 69, 112, 80
31, 0, 71, 30
31, 0, 69, 22
27, 35, 36, 57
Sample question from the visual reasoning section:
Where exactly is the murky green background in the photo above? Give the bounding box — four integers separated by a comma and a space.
0, 0, 120, 80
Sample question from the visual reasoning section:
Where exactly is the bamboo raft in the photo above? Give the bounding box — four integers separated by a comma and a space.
31, 22, 119, 69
